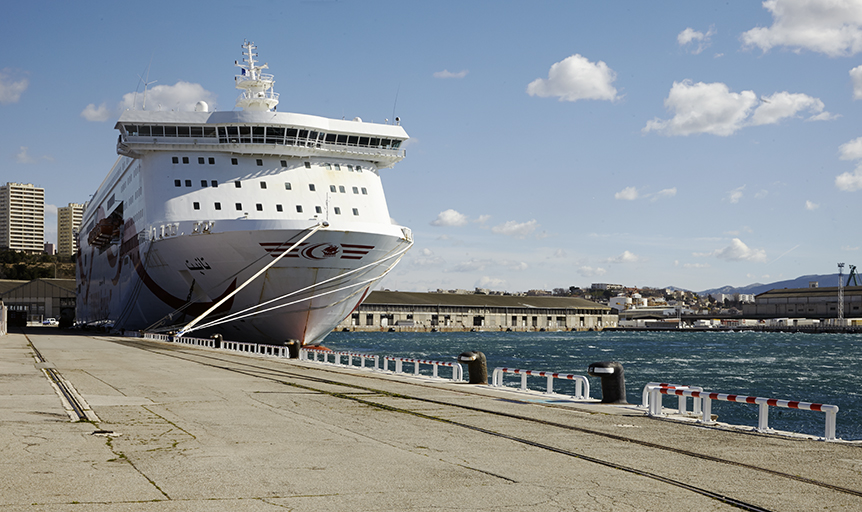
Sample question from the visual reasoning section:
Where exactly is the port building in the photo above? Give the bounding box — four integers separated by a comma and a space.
57, 203, 85, 257
0, 278, 76, 325
337, 291, 616, 332
0, 183, 45, 253
743, 286, 862, 319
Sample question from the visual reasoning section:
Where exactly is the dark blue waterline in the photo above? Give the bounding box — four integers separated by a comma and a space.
323, 330, 862, 441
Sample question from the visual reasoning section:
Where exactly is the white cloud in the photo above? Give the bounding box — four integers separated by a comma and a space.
678, 26, 716, 54
433, 69, 469, 79
82, 81, 218, 122
728, 185, 745, 203
412, 248, 445, 267
741, 0, 862, 57
475, 214, 492, 225
751, 92, 834, 125
15, 146, 52, 164
643, 80, 757, 136
0, 68, 29, 104
607, 251, 640, 264
81, 103, 113, 122
614, 186, 639, 200
577, 266, 607, 277
476, 276, 506, 288
839, 136, 862, 160
526, 54, 619, 102
683, 262, 711, 269
431, 209, 468, 227
553, 248, 567, 258
450, 259, 490, 272
805, 200, 819, 210
700, 238, 768, 262
643, 80, 833, 136
836, 136, 862, 191
852, 65, 862, 99
491, 219, 538, 238
651, 188, 677, 201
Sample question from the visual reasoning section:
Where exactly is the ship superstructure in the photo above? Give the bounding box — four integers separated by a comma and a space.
76, 41, 412, 344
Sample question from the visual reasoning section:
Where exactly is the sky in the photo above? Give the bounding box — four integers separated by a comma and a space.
2, 1, 862, 293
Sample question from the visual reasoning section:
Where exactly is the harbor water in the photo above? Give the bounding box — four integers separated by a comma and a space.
324, 330, 862, 441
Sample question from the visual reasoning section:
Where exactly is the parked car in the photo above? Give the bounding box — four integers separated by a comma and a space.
42, 318, 58, 326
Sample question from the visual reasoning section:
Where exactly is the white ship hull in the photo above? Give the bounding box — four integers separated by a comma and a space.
75, 41, 411, 344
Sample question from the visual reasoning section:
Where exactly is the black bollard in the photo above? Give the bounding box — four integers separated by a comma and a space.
212, 334, 223, 349
458, 350, 488, 384
588, 361, 627, 404
286, 340, 301, 359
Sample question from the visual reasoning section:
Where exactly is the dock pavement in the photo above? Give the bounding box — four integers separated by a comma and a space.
1, 329, 861, 511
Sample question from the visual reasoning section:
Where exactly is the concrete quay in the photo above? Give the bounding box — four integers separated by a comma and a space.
2, 329, 861, 511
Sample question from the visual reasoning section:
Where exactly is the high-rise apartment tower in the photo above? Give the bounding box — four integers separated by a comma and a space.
57, 203, 85, 256
0, 182, 45, 253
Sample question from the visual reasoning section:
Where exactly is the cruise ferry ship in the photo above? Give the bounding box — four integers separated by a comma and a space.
76, 41, 412, 344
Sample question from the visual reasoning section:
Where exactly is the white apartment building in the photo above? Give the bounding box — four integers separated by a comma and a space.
57, 202, 85, 257
0, 182, 45, 253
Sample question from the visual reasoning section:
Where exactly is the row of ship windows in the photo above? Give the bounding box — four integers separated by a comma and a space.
172, 179, 368, 195
125, 125, 402, 150
192, 202, 359, 216
170, 155, 364, 172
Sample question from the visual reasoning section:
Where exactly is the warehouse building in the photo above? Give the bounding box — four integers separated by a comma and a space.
742, 286, 862, 319
337, 291, 616, 332
0, 278, 76, 326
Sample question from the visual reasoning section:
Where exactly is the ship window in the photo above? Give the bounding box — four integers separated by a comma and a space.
309, 184, 316, 191
151, 126, 164, 137
190, 126, 203, 137
256, 203, 263, 211
347, 165, 354, 172
201, 180, 208, 187
211, 180, 218, 187
179, 126, 191, 137
315, 206, 322, 214
325, 163, 332, 170
335, 185, 343, 193
337, 134, 348, 145
236, 203, 242, 210
256, 159, 263, 166
381, 139, 391, 148
280, 160, 287, 167
304, 161, 311, 169
183, 157, 189, 164
252, 127, 264, 143
138, 125, 151, 137
298, 129, 308, 140
164, 126, 177, 137
296, 205, 303, 213
352, 187, 359, 194
286, 128, 298, 142
352, 208, 359, 216
172, 156, 179, 164
358, 137, 369, 146
267, 127, 285, 144
369, 137, 380, 147
198, 157, 205, 164
361, 187, 367, 195
276, 204, 283, 212
334, 207, 341, 215
239, 126, 251, 143
193, 202, 200, 210
355, 166, 362, 172
334, 164, 341, 171
208, 157, 215, 165
284, 182, 292, 190
227, 126, 239, 143
215, 202, 221, 210
203, 126, 216, 138
231, 158, 238, 165
347, 135, 358, 146
185, 180, 192, 187
325, 133, 337, 143
125, 125, 139, 136
174, 180, 181, 187
392, 140, 401, 149
330, 185, 337, 192
260, 182, 267, 189
235, 181, 241, 188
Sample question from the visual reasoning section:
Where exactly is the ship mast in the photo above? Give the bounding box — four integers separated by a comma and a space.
234, 40, 279, 111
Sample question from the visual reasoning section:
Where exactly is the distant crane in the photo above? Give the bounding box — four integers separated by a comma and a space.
847, 264, 860, 287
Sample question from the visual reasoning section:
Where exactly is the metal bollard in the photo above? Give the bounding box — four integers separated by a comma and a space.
212, 334, 223, 349
285, 340, 301, 359
588, 361, 627, 404
458, 350, 488, 384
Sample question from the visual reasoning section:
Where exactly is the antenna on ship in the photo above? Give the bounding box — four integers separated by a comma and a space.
234, 40, 279, 112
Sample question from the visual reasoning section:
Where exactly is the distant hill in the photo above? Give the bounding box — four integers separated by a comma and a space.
697, 273, 844, 297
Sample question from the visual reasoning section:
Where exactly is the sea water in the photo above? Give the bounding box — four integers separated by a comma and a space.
323, 330, 862, 440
